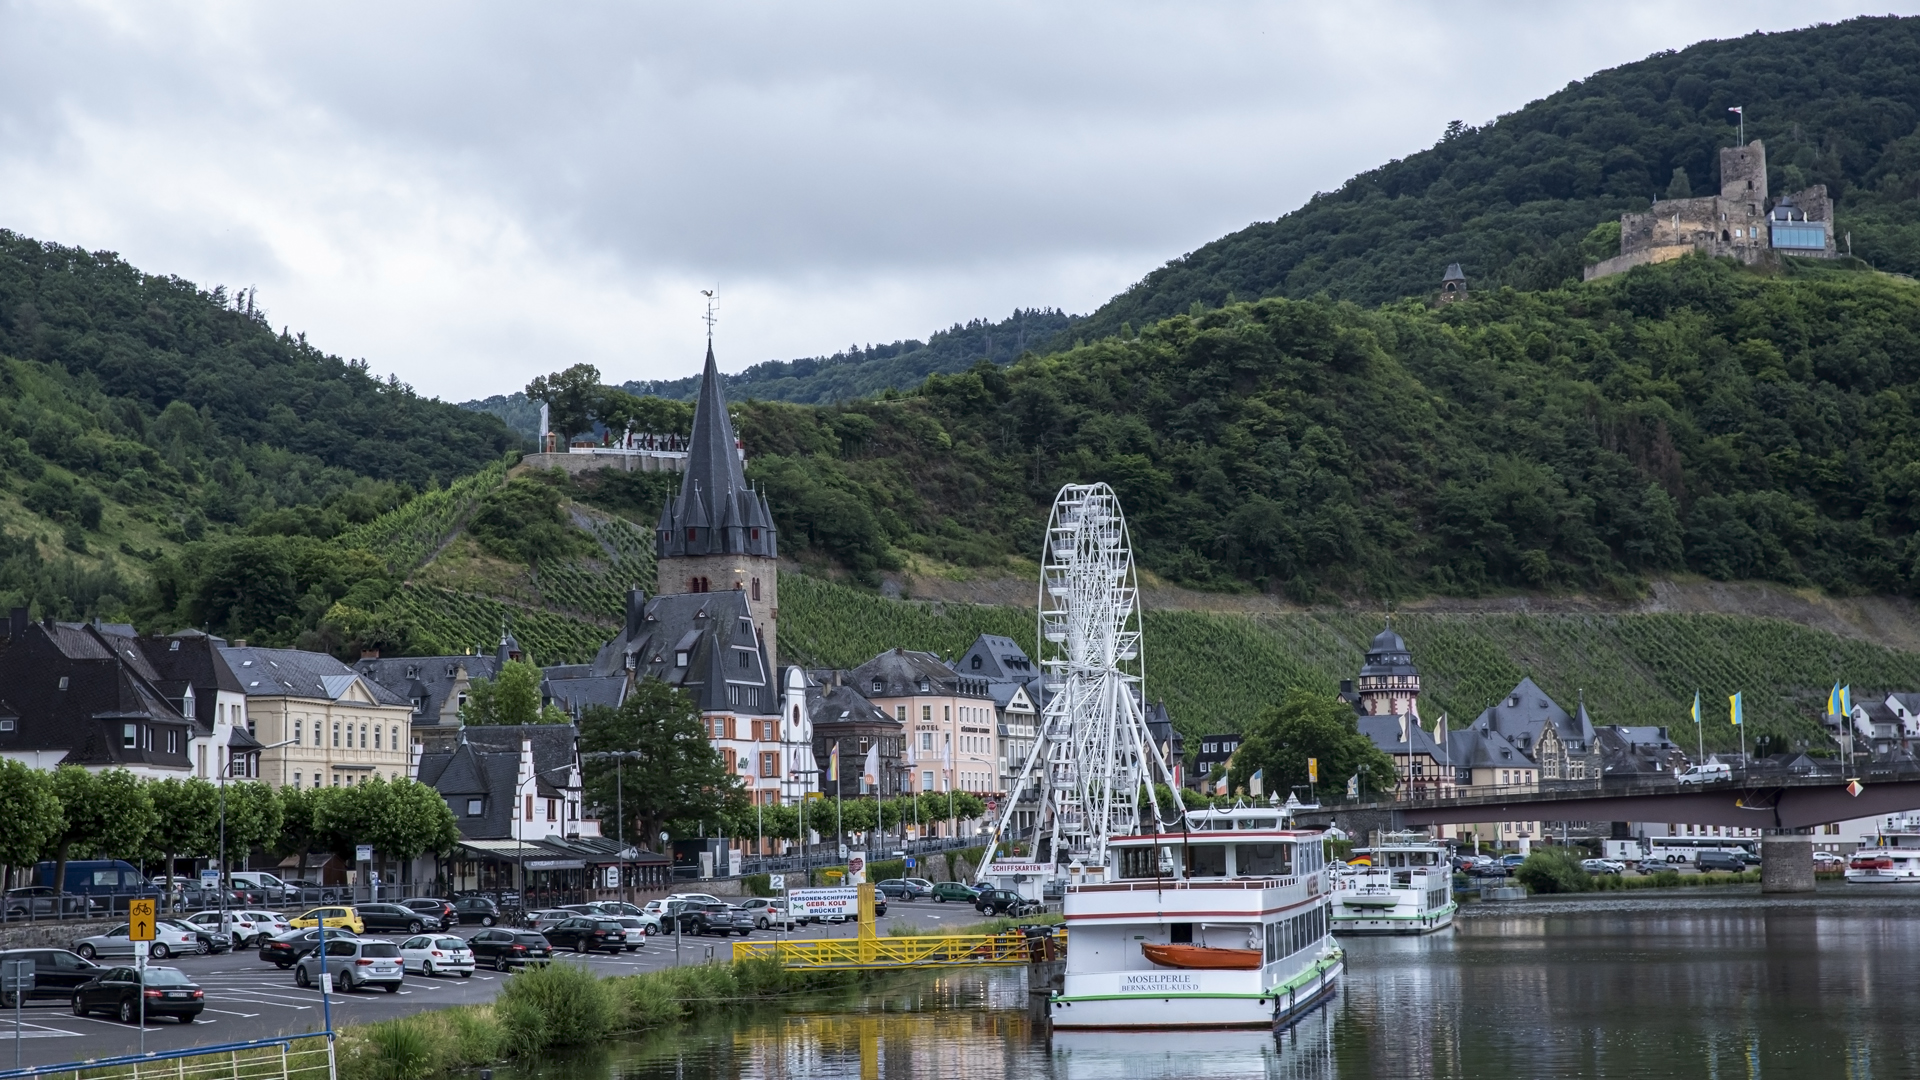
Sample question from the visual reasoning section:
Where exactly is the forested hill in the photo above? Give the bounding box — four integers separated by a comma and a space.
738, 257, 1920, 601
0, 230, 517, 620
1065, 16, 1920, 345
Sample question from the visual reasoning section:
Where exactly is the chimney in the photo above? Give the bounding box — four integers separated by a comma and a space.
1340, 678, 1353, 694
361, 649, 380, 660
625, 588, 648, 639
233, 639, 248, 648
7, 607, 25, 641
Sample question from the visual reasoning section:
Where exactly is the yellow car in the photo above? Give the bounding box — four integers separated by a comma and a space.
290, 906, 364, 934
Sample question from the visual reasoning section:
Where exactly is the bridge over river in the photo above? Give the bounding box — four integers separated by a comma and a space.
1292, 761, 1920, 893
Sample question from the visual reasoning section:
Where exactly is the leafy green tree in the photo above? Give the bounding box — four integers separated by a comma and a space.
1229, 693, 1397, 799
579, 678, 743, 849
1515, 847, 1591, 894
47, 768, 155, 893
0, 760, 61, 876
219, 781, 285, 871
145, 778, 218, 887
310, 779, 458, 870
526, 363, 604, 441
271, 785, 321, 864
465, 478, 588, 565
463, 658, 567, 725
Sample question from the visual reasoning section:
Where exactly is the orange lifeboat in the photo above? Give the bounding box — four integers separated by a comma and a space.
1140, 943, 1263, 970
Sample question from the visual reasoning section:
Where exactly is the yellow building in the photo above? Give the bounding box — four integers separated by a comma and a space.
221, 645, 413, 789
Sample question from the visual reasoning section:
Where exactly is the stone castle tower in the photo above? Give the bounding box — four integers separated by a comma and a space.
1438, 263, 1467, 304
654, 344, 780, 667
1356, 621, 1421, 718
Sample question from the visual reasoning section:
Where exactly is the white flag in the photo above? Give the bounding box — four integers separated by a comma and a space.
863, 742, 880, 789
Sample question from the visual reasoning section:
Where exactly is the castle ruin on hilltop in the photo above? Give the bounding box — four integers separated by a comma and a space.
1585, 140, 1837, 281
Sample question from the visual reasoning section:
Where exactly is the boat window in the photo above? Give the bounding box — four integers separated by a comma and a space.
1118, 847, 1162, 879
1238, 818, 1277, 830
1186, 845, 1227, 877
1170, 923, 1193, 944
1239, 843, 1292, 877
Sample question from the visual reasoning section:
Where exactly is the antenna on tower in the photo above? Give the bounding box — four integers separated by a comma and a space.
701, 289, 717, 345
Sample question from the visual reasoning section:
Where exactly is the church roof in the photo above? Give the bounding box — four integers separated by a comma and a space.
1442, 263, 1466, 282
591, 588, 775, 716
1358, 623, 1418, 678
656, 345, 777, 561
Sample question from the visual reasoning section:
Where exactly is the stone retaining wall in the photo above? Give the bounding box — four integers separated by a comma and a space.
0, 919, 113, 951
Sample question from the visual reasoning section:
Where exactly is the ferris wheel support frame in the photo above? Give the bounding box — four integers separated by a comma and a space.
977, 483, 1185, 882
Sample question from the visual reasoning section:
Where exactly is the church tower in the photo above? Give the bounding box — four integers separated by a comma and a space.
1355, 620, 1421, 718
655, 344, 780, 667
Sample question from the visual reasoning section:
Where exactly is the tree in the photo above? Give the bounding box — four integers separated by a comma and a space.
220, 781, 285, 872
0, 760, 61, 881
1664, 165, 1692, 199
526, 363, 603, 441
579, 678, 743, 849
271, 785, 321, 866
145, 778, 218, 889
1228, 692, 1398, 800
47, 768, 155, 893
310, 779, 458, 870
463, 658, 567, 725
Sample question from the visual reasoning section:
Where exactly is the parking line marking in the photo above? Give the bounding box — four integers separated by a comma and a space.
204, 1009, 260, 1017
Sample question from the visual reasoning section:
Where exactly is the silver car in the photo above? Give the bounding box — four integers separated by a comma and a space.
293, 937, 403, 993
72, 922, 203, 961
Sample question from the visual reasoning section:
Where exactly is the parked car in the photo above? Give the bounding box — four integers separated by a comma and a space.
3, 887, 95, 919
402, 898, 457, 925
973, 889, 1034, 917
31, 860, 160, 911
398, 935, 475, 977
876, 879, 930, 901
294, 937, 403, 993
72, 922, 202, 961
1738, 851, 1763, 866
160, 919, 223, 955
527, 909, 575, 932
466, 928, 555, 970
1580, 858, 1626, 876
183, 910, 278, 948
1813, 851, 1847, 869
929, 881, 980, 904
1467, 863, 1509, 879
590, 901, 648, 917
735, 898, 797, 931
282, 880, 342, 903
544, 917, 629, 953
227, 872, 295, 904
608, 915, 654, 946
1499, 854, 1528, 869
0, 948, 99, 1008
1697, 851, 1747, 873
675, 903, 752, 936
290, 906, 365, 934
355, 903, 439, 935
71, 965, 203, 1024
451, 897, 502, 926
259, 927, 358, 968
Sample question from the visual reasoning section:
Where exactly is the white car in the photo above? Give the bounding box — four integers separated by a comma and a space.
73, 922, 203, 960
1676, 762, 1733, 785
1580, 858, 1626, 875
527, 910, 575, 931
183, 909, 282, 947
1813, 851, 1846, 869
398, 934, 475, 977
608, 915, 655, 945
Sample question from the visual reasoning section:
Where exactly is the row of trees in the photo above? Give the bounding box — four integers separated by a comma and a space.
0, 761, 459, 892
526, 363, 693, 443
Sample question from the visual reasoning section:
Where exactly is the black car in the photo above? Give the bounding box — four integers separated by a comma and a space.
355, 903, 438, 934
0, 949, 100, 1007
876, 879, 928, 900
467, 929, 554, 970
451, 897, 502, 926
402, 898, 457, 925
543, 917, 628, 954
259, 928, 357, 968
974, 889, 1033, 917
71, 965, 203, 1024
1698, 851, 1747, 873
674, 903, 751, 936
161, 919, 228, 955
3, 888, 95, 919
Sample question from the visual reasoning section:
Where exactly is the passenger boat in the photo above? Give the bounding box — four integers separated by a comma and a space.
1846, 817, 1920, 883
1049, 804, 1343, 1031
1331, 831, 1457, 935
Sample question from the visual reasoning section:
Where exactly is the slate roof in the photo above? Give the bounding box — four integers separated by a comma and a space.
416, 733, 523, 840
1443, 263, 1467, 282
541, 667, 627, 718
457, 723, 579, 798
1356, 714, 1449, 762
591, 588, 774, 716
0, 616, 195, 770
655, 345, 778, 561
1444, 722, 1530, 771
222, 646, 408, 705
1470, 677, 1595, 755
356, 654, 501, 726
1594, 725, 1685, 776
806, 681, 903, 797
1358, 624, 1419, 679
851, 648, 993, 701
1144, 700, 1184, 763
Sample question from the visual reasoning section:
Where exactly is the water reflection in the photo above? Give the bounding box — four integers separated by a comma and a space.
506, 893, 1920, 1080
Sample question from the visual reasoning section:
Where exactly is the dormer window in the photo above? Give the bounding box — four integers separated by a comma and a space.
58, 677, 68, 690
872, 680, 884, 694
169, 640, 181, 651
971, 656, 981, 670
676, 651, 690, 668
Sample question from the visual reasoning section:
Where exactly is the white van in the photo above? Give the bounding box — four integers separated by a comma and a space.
1675, 762, 1732, 785
230, 871, 292, 901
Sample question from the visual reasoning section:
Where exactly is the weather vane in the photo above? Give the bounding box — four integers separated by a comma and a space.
701, 289, 717, 345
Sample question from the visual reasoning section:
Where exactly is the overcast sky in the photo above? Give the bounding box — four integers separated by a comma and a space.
3, 3, 1916, 400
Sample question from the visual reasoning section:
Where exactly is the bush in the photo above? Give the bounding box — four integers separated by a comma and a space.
497, 959, 619, 1049
361, 1020, 438, 1080
742, 872, 772, 897
1514, 848, 1592, 894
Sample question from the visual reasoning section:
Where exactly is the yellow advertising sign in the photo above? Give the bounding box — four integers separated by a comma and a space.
128, 898, 157, 942
1308, 757, 1318, 783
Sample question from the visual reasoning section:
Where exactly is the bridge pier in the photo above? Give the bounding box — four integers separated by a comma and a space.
1760, 829, 1816, 894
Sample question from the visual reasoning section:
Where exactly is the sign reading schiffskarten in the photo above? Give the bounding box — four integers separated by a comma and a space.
786, 887, 859, 919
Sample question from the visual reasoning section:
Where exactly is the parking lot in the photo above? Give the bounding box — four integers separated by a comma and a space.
0, 896, 1002, 1067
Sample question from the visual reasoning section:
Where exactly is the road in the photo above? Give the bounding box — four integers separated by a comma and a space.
0, 896, 1003, 1069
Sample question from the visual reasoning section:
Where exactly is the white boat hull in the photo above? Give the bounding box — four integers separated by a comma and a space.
1050, 953, 1342, 1031
1332, 899, 1457, 936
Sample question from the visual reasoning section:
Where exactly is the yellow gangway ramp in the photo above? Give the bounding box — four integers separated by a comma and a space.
737, 884, 1063, 969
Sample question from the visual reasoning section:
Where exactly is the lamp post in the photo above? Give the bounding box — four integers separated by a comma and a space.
582, 750, 648, 903
220, 737, 297, 944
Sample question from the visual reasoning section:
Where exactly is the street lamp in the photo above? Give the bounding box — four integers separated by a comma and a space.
582, 750, 648, 903
219, 737, 297, 942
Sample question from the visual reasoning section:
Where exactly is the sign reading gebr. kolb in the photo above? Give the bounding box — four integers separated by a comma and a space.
787, 887, 859, 918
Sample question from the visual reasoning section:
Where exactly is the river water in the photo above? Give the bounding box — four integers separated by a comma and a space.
510, 889, 1920, 1080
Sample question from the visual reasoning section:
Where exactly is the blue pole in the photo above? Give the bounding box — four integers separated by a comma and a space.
316, 919, 332, 1037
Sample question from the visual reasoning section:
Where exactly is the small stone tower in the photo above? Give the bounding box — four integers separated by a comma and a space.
1356, 620, 1421, 718
655, 344, 780, 667
1438, 263, 1467, 304
1719, 140, 1768, 211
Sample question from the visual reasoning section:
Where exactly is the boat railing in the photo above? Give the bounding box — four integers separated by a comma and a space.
1071, 877, 1297, 893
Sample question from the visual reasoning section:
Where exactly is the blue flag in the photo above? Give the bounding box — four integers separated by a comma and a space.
1729, 692, 1744, 726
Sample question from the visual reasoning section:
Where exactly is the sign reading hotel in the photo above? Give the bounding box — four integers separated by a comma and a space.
787, 887, 860, 918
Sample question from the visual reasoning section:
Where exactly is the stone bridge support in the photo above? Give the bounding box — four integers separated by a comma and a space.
1760, 829, 1815, 894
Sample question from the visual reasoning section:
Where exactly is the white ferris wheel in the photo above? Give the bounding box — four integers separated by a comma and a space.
981, 482, 1183, 877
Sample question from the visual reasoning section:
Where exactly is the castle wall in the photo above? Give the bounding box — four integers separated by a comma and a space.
523, 451, 688, 476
